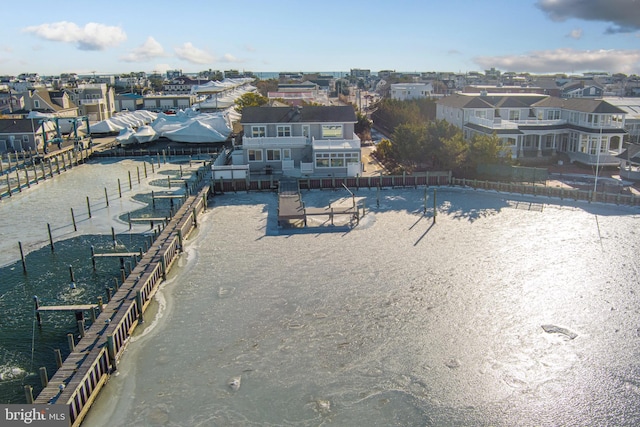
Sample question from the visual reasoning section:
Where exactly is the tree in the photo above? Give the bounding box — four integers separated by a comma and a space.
464, 134, 511, 176
255, 79, 279, 97
355, 112, 372, 142
234, 92, 268, 113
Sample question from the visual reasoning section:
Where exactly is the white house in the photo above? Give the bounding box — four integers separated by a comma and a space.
232, 105, 361, 177
436, 93, 627, 166
390, 83, 433, 101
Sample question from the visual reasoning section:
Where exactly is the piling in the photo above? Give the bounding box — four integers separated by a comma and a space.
128, 171, 132, 190
47, 223, 55, 252
97, 297, 103, 312
69, 265, 76, 287
54, 349, 63, 369
67, 333, 75, 352
91, 246, 96, 270
5, 174, 11, 196
135, 291, 144, 323
143, 162, 147, 178
433, 189, 437, 224
118, 179, 122, 198
34, 296, 41, 326
106, 335, 117, 370
24, 385, 34, 404
104, 187, 109, 207
86, 196, 92, 218
137, 166, 141, 184
19, 241, 26, 273
71, 207, 77, 231
77, 320, 85, 338
111, 227, 116, 248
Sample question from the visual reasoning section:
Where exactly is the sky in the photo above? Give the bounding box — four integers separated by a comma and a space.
1, 0, 639, 77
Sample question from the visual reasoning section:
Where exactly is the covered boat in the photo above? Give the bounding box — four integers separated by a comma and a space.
133, 125, 159, 144
162, 119, 228, 143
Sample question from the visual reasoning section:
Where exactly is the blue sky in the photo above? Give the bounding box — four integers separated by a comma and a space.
1, 0, 639, 76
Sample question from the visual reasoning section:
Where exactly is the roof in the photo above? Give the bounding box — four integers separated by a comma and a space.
617, 143, 640, 163
0, 118, 54, 134
437, 93, 545, 109
240, 106, 357, 124
531, 97, 626, 114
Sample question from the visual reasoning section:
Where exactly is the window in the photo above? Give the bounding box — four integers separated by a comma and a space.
248, 149, 262, 161
282, 148, 291, 160
315, 153, 330, 167
277, 125, 291, 137
509, 110, 520, 121
34, 100, 40, 109
251, 126, 266, 138
266, 149, 281, 161
321, 125, 342, 138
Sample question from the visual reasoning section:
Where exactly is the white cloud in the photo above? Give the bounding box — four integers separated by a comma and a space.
221, 53, 242, 63
121, 37, 166, 62
174, 42, 214, 64
23, 21, 126, 50
474, 48, 640, 74
536, 0, 640, 33
567, 28, 583, 39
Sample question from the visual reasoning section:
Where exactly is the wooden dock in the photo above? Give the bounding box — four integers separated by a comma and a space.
36, 305, 97, 312
33, 181, 212, 427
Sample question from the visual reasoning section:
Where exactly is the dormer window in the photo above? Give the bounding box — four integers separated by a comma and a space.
251, 126, 266, 137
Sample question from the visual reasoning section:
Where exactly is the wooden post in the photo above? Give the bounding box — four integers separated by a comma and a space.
5, 174, 11, 197
34, 296, 41, 326
69, 265, 76, 287
15, 168, 21, 192
54, 349, 63, 369
136, 290, 144, 323
152, 190, 156, 209
90, 306, 96, 323
47, 223, 55, 252
77, 319, 85, 337
423, 186, 428, 215
151, 162, 155, 174
104, 187, 109, 207
113, 277, 119, 292
118, 178, 122, 198
67, 333, 75, 352
39, 367, 48, 387
128, 212, 132, 230
91, 245, 96, 270
19, 241, 26, 274
128, 170, 132, 190
111, 227, 116, 248
107, 335, 117, 370
144, 162, 148, 178
24, 385, 34, 404
86, 196, 92, 218
433, 189, 437, 224
97, 296, 104, 312
168, 176, 171, 189
137, 166, 141, 184
106, 286, 112, 302
71, 207, 77, 231
193, 207, 198, 227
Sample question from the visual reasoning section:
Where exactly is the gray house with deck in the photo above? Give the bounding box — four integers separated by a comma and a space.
233, 105, 361, 177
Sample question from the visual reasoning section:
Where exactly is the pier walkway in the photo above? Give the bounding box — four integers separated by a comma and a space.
33, 183, 211, 427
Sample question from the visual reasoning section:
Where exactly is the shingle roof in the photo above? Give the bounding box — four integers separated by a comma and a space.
0, 118, 46, 133
532, 97, 625, 114
438, 94, 545, 109
240, 105, 357, 124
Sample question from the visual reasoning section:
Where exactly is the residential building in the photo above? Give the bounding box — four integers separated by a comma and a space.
350, 69, 371, 79
142, 94, 197, 112
603, 97, 640, 145
114, 93, 144, 112
0, 118, 57, 152
14, 88, 78, 118
66, 84, 115, 121
390, 83, 433, 101
436, 93, 627, 166
234, 105, 361, 177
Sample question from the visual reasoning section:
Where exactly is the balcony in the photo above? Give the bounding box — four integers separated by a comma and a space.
78, 98, 105, 106
242, 135, 308, 148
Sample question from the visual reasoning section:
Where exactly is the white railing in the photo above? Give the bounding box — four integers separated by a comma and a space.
468, 115, 519, 129
78, 98, 105, 105
242, 135, 308, 148
514, 119, 566, 126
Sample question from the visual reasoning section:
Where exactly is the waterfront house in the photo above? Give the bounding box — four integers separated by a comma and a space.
0, 118, 57, 152
436, 93, 627, 166
233, 105, 361, 177
66, 84, 115, 122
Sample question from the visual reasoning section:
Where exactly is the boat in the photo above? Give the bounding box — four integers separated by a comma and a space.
133, 125, 158, 144
115, 127, 137, 146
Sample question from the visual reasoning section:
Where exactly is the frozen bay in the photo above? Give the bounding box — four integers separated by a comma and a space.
85, 188, 640, 426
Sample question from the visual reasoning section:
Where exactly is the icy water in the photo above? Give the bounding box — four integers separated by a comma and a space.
0, 156, 207, 404
83, 188, 640, 426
